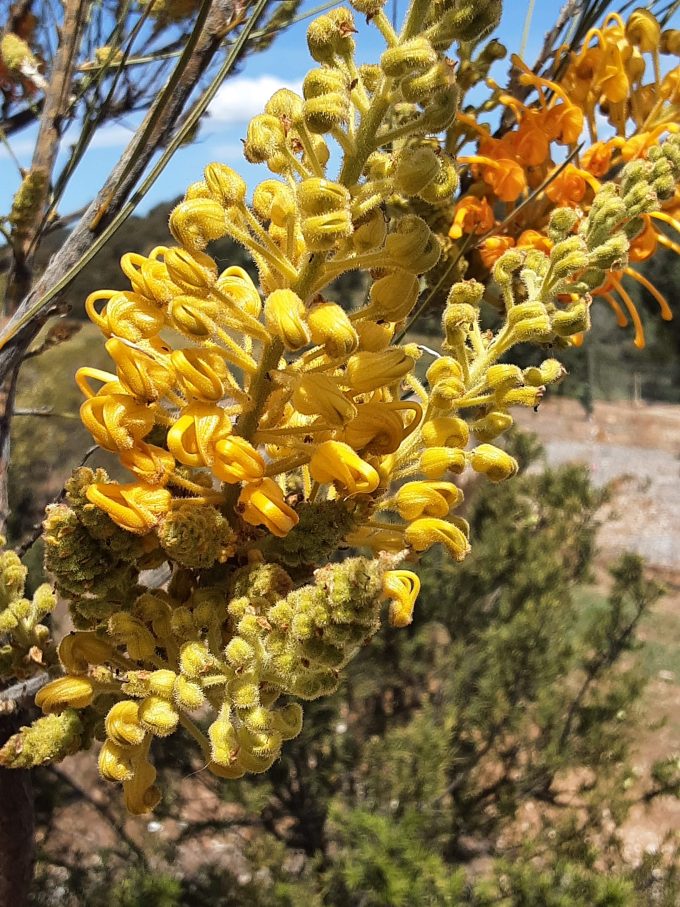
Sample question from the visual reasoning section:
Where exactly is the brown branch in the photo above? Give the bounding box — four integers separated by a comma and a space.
6, 0, 88, 314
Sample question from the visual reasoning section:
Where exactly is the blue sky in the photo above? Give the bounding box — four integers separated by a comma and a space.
0, 1, 662, 219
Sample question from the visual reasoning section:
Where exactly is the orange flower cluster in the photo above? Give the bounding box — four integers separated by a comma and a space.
448, 8, 680, 347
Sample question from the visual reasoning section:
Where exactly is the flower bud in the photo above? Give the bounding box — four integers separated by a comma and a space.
395, 146, 440, 196
86, 482, 171, 534
343, 401, 421, 455
381, 37, 436, 79
243, 114, 285, 164
383, 570, 421, 628
105, 338, 175, 403
252, 180, 296, 227
346, 349, 414, 393
98, 740, 134, 782
139, 695, 179, 737
422, 416, 469, 448
471, 411, 513, 441
212, 436, 265, 483
552, 300, 591, 337
394, 481, 462, 520
164, 247, 218, 295
368, 271, 421, 322
470, 443, 518, 482
80, 393, 154, 451
147, 669, 177, 698
265, 88, 304, 120
353, 210, 387, 252
308, 301, 359, 356
224, 637, 255, 669
119, 443, 175, 486
36, 676, 95, 714
105, 701, 146, 747
204, 163, 247, 206
174, 675, 206, 711
216, 266, 263, 319
85, 290, 165, 342
626, 10, 661, 52
384, 215, 440, 273
420, 446, 467, 478
171, 347, 228, 402
264, 288, 311, 350
356, 321, 394, 351
272, 702, 304, 740
167, 402, 231, 467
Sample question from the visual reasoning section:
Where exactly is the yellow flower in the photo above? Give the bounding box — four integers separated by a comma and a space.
309, 440, 380, 495
307, 301, 359, 357
79, 393, 154, 452
292, 373, 357, 426
343, 401, 421, 455
393, 481, 462, 520
85, 482, 172, 533
404, 517, 471, 561
421, 416, 469, 449
105, 337, 175, 403
345, 349, 414, 394
166, 402, 232, 467
383, 570, 421, 628
171, 348, 230, 402
420, 447, 467, 478
119, 443, 175, 486
212, 436, 265, 483
238, 478, 299, 537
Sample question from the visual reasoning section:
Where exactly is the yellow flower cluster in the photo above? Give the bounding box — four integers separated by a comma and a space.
15, 0, 680, 812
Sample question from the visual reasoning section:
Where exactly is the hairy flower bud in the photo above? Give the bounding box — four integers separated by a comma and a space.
470, 443, 518, 482
169, 198, 227, 250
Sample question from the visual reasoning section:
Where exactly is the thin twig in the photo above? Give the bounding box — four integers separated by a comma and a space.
0, 674, 49, 710
5, 0, 88, 314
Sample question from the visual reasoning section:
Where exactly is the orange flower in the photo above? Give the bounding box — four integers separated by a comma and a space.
479, 235, 515, 269
581, 141, 614, 177
545, 164, 600, 207
516, 230, 553, 255
449, 196, 495, 240
460, 154, 527, 203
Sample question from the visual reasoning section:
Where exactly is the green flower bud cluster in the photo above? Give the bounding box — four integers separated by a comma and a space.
261, 500, 357, 567
9, 170, 48, 245
18, 554, 391, 808
425, 0, 503, 48
0, 539, 56, 680
0, 710, 84, 768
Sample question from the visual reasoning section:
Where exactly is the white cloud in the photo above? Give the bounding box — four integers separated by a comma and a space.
208, 74, 303, 124
87, 122, 135, 149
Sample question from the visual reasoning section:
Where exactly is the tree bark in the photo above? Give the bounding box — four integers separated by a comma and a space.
0, 715, 35, 907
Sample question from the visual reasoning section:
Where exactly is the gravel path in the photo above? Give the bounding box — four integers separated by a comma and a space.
515, 400, 680, 570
